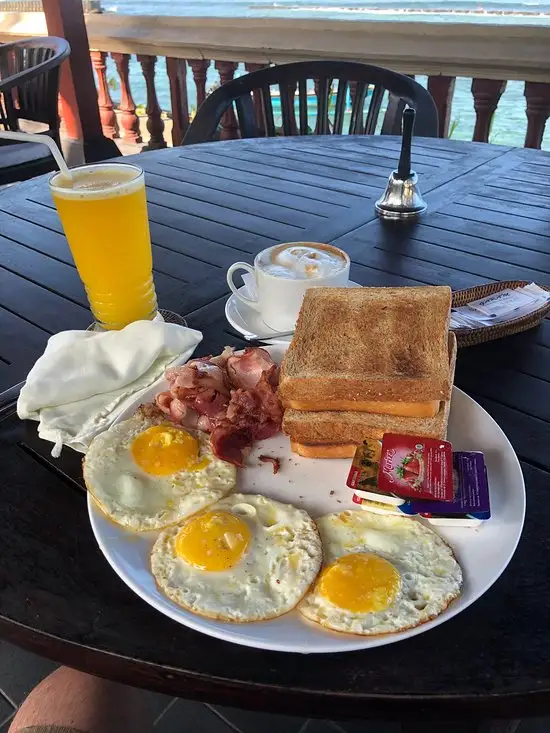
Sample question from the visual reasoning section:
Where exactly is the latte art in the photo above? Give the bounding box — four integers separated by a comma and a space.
226, 241, 350, 331
260, 244, 347, 280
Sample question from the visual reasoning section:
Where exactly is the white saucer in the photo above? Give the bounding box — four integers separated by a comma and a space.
225, 281, 361, 343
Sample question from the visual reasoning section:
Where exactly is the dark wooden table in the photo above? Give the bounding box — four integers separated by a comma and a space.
1, 136, 550, 721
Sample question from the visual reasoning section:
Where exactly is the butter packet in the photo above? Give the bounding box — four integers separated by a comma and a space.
352, 494, 403, 515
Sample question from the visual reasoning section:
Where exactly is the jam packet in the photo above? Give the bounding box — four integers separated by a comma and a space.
347, 434, 454, 504
398, 451, 490, 527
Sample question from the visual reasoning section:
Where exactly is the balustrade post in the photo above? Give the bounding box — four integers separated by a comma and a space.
215, 60, 239, 140
43, 0, 119, 163
137, 54, 167, 149
245, 62, 266, 135
166, 57, 190, 146
90, 50, 118, 139
189, 59, 209, 108
524, 82, 550, 149
471, 78, 506, 143
111, 52, 142, 144
427, 75, 456, 138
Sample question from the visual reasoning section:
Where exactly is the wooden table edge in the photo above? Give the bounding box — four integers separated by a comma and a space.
1, 616, 549, 720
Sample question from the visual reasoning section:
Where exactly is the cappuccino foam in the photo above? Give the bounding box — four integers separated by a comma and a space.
260, 244, 346, 280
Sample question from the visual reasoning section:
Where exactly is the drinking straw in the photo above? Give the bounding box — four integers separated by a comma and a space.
0, 130, 72, 179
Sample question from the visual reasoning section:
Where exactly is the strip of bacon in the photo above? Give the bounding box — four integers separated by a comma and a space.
226, 347, 279, 390
210, 425, 251, 468
259, 455, 281, 474
167, 361, 229, 399
154, 347, 283, 467
155, 392, 198, 429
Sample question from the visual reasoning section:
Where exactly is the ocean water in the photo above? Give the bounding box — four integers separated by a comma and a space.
104, 0, 550, 149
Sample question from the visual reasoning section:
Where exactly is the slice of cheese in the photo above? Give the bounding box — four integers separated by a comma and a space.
285, 398, 441, 418
290, 441, 358, 459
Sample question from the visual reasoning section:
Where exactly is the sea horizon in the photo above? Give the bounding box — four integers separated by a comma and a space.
103, 0, 550, 150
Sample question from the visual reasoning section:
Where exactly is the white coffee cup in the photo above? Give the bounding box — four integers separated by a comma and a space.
226, 242, 350, 332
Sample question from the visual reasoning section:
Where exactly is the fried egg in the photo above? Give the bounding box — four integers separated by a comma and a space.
298, 510, 462, 635
84, 412, 236, 531
151, 493, 322, 622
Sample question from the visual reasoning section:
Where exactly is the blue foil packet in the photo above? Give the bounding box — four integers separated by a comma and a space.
398, 451, 490, 523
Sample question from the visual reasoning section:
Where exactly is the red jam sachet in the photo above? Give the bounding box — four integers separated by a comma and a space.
347, 434, 454, 503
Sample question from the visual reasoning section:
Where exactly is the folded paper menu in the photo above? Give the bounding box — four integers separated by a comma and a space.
451, 283, 549, 330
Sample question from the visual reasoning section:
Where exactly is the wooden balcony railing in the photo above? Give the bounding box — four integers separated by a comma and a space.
1, 13, 550, 150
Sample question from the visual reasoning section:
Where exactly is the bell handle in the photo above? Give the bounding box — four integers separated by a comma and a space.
397, 107, 415, 180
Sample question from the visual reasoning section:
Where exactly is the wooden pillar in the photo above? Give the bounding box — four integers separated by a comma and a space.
166, 57, 190, 146
189, 59, 209, 108
137, 54, 167, 150
427, 75, 456, 138
90, 50, 118, 139
42, 0, 119, 162
524, 81, 550, 149
245, 62, 266, 136
215, 60, 239, 140
57, 96, 66, 139
471, 78, 506, 143
112, 52, 142, 144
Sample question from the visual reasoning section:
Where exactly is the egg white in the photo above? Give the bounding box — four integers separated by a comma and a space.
151, 493, 323, 622
298, 510, 462, 635
84, 411, 236, 531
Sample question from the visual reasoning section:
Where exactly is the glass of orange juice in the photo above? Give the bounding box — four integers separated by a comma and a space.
49, 162, 158, 330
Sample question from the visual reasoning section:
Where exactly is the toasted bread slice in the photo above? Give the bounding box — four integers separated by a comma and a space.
290, 441, 357, 459
284, 333, 457, 448
279, 286, 452, 405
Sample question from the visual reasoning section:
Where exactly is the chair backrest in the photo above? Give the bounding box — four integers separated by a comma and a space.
0, 36, 70, 137
183, 60, 438, 146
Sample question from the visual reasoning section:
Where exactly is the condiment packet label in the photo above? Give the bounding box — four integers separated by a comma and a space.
398, 451, 490, 520
347, 438, 383, 492
347, 435, 454, 502
352, 494, 403, 515
468, 288, 536, 318
378, 434, 454, 501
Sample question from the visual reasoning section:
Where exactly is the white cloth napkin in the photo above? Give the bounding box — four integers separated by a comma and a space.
17, 321, 203, 456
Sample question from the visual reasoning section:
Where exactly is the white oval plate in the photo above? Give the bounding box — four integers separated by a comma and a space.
88, 344, 525, 653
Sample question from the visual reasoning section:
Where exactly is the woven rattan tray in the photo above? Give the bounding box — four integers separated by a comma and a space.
451, 280, 550, 348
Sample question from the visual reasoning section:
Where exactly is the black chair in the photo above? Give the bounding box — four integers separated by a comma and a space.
183, 60, 438, 146
0, 36, 70, 185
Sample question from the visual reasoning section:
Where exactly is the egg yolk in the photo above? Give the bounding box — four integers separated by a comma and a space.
319, 552, 400, 613
131, 425, 209, 476
175, 511, 251, 571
